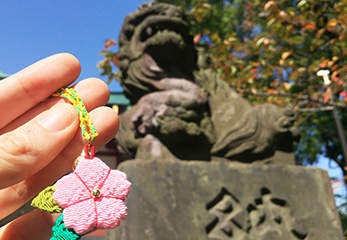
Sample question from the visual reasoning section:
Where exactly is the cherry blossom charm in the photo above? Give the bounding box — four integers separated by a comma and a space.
30, 88, 131, 239
53, 157, 131, 235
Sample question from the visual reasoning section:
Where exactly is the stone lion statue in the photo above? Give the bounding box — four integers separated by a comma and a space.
114, 2, 299, 163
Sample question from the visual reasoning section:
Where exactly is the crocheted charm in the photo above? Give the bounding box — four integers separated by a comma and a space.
52, 157, 131, 235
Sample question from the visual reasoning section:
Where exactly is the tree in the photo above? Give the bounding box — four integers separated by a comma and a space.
154, 0, 347, 176
98, 0, 347, 200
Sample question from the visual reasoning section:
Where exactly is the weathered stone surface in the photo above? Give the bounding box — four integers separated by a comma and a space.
107, 160, 343, 240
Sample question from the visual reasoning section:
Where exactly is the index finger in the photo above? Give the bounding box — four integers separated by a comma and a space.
0, 53, 81, 129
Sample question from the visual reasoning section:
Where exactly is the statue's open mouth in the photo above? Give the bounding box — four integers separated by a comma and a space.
138, 16, 192, 51
136, 15, 194, 67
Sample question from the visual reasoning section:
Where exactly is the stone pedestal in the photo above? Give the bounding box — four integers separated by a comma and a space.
107, 160, 343, 240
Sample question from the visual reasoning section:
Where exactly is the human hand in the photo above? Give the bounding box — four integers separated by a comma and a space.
0, 53, 119, 239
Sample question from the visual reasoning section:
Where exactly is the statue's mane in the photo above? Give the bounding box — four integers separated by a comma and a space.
116, 2, 197, 104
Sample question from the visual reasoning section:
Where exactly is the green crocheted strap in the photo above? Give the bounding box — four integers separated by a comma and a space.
31, 185, 62, 213
51, 88, 98, 142
51, 214, 82, 240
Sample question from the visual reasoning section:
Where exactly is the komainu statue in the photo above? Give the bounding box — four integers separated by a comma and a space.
115, 2, 299, 163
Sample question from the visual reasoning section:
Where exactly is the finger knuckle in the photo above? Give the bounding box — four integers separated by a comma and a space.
0, 127, 42, 168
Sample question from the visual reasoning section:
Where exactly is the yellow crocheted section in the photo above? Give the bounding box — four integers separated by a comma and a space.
31, 185, 62, 213
52, 88, 98, 142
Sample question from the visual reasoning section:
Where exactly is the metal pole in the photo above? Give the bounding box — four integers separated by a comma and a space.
332, 107, 347, 167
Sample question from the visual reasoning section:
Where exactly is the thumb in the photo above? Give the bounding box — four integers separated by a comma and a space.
0, 103, 78, 190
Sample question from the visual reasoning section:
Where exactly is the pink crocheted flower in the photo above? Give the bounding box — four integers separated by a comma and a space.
52, 157, 131, 235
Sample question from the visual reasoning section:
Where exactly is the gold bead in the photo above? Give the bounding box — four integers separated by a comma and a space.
91, 188, 101, 198
72, 155, 84, 171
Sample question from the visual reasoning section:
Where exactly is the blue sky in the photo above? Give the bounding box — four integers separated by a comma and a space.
0, 0, 147, 92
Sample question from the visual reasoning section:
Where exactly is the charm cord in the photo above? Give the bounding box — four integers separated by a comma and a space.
52, 87, 98, 142
52, 87, 98, 160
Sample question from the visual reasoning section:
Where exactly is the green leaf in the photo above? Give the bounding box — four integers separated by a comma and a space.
297, 0, 307, 9
31, 185, 62, 213
51, 214, 82, 240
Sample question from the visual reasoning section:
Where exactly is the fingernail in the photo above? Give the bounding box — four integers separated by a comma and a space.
37, 104, 76, 132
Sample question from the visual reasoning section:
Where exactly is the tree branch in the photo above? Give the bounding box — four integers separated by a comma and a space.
298, 106, 334, 112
